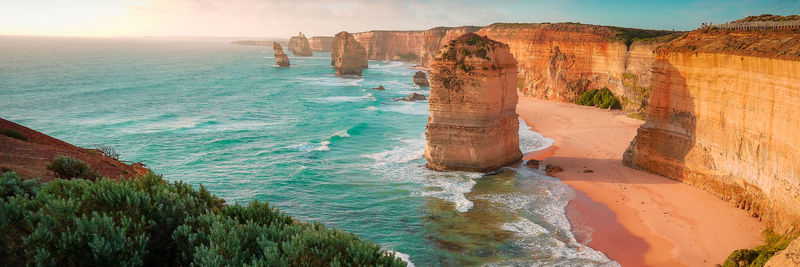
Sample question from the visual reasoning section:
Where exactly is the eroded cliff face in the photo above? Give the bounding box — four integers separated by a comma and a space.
288, 32, 313, 57
352, 27, 481, 66
331, 31, 368, 75
309, 36, 333, 51
425, 34, 522, 172
624, 29, 800, 232
352, 24, 672, 112
477, 23, 673, 112
273, 42, 290, 67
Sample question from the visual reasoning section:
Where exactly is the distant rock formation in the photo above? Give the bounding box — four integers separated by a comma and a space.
412, 71, 429, 87
395, 92, 426, 101
331, 31, 368, 75
288, 32, 313, 57
424, 33, 522, 172
309, 36, 334, 51
273, 42, 290, 67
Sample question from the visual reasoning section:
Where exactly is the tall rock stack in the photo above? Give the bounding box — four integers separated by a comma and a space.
288, 32, 313, 56
424, 33, 522, 172
331, 31, 368, 75
273, 42, 290, 67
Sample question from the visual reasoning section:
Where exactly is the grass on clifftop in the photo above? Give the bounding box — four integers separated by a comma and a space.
734, 14, 800, 23
0, 170, 406, 266
607, 27, 681, 48
723, 229, 798, 267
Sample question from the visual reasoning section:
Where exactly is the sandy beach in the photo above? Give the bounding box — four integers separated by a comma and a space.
516, 97, 764, 266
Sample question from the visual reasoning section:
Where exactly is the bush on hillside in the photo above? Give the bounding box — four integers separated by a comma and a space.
45, 155, 100, 180
0, 128, 27, 141
723, 230, 798, 267
576, 88, 621, 109
0, 172, 406, 266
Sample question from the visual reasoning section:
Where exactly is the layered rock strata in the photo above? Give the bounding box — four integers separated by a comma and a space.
331, 31, 368, 75
273, 42, 290, 67
288, 32, 313, 56
309, 36, 334, 51
623, 28, 800, 232
352, 24, 676, 112
425, 34, 522, 172
413, 71, 429, 87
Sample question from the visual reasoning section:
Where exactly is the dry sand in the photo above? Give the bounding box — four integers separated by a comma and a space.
516, 97, 764, 266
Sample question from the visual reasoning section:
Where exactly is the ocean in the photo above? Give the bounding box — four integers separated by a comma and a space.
0, 36, 616, 266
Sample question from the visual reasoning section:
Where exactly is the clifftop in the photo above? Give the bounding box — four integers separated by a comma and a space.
0, 118, 149, 181
660, 27, 800, 60
482, 22, 679, 47
734, 14, 800, 23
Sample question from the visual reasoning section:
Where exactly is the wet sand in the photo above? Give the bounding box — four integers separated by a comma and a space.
516, 97, 763, 266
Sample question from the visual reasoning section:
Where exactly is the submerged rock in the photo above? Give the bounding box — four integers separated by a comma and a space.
413, 71, 430, 87
372, 85, 386, 90
288, 32, 313, 57
424, 33, 522, 172
525, 160, 540, 169
395, 92, 426, 101
273, 42, 290, 67
331, 31, 368, 75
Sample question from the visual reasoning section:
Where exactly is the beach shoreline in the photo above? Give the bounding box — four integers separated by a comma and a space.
516, 96, 764, 266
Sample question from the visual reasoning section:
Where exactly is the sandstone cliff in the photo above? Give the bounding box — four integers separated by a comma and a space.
477, 23, 677, 112
425, 34, 522, 172
0, 118, 149, 181
288, 32, 313, 57
623, 28, 800, 232
352, 24, 675, 112
309, 36, 334, 51
352, 26, 481, 66
331, 31, 368, 75
273, 42, 290, 67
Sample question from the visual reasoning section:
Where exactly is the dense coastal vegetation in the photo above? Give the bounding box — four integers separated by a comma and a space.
0, 162, 405, 266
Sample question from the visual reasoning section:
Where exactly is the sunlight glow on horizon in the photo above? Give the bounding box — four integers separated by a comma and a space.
1, 0, 798, 38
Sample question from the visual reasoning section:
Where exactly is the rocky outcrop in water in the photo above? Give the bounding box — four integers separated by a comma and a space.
395, 92, 426, 101
309, 36, 334, 51
412, 71, 429, 87
273, 42, 290, 67
623, 27, 800, 232
331, 31, 368, 75
288, 32, 313, 57
425, 33, 522, 172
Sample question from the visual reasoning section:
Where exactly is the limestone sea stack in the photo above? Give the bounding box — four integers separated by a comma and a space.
424, 33, 522, 172
272, 42, 290, 67
331, 31, 368, 75
413, 71, 429, 87
288, 32, 313, 57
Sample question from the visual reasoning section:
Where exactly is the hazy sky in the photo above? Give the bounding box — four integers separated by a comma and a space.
1, 0, 798, 38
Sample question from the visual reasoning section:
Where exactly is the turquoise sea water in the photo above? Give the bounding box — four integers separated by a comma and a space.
1, 36, 617, 266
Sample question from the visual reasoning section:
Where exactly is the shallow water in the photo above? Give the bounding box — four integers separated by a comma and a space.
0, 36, 616, 266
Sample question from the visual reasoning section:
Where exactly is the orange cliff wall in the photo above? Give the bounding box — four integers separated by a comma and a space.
477, 23, 666, 111
624, 29, 800, 232
351, 23, 669, 112
352, 27, 480, 66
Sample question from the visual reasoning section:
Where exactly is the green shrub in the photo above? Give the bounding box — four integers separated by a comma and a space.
575, 88, 621, 109
0, 128, 27, 141
723, 230, 798, 267
46, 155, 100, 180
0, 173, 406, 266
0, 171, 37, 200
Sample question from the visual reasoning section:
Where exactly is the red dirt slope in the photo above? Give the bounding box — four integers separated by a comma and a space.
0, 118, 149, 181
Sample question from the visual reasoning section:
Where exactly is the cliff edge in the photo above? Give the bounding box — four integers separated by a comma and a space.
0, 118, 149, 181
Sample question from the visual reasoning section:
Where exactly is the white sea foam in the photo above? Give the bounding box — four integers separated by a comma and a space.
386, 251, 414, 267
332, 129, 350, 138
380, 102, 429, 115
311, 94, 375, 103
519, 119, 555, 154
502, 217, 550, 237
364, 106, 378, 111
286, 140, 330, 152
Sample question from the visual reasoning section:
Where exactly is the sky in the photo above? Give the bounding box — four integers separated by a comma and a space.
0, 0, 798, 38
